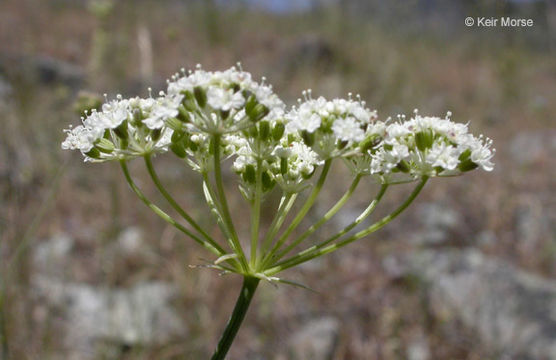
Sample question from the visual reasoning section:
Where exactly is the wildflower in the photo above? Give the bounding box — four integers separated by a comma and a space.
364, 111, 495, 183
285, 91, 378, 159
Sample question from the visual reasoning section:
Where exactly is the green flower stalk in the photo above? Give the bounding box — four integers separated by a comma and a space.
62, 64, 495, 358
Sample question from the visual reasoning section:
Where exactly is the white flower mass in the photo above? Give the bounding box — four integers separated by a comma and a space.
63, 65, 494, 187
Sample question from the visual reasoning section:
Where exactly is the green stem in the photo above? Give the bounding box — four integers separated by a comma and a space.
120, 161, 222, 256
210, 276, 260, 360
265, 177, 428, 275
212, 134, 248, 269
144, 155, 226, 255
261, 160, 332, 267
250, 158, 263, 267
279, 183, 388, 267
273, 174, 362, 263
257, 193, 297, 267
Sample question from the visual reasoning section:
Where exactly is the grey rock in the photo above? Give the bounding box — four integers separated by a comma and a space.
288, 317, 339, 360
410, 203, 461, 245
109, 226, 155, 260
30, 233, 185, 359
406, 335, 431, 360
32, 233, 74, 278
33, 56, 84, 88
395, 249, 556, 359
0, 53, 84, 88
32, 278, 186, 359
509, 130, 556, 165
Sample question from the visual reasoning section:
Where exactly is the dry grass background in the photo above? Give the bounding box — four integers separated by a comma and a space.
0, 0, 554, 359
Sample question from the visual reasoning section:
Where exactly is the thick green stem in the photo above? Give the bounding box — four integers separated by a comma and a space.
212, 135, 248, 269
261, 160, 332, 267
210, 276, 260, 360
144, 155, 226, 255
273, 174, 362, 262
119, 161, 222, 256
265, 177, 428, 275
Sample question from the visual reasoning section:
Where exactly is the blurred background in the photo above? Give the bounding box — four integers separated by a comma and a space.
0, 0, 555, 359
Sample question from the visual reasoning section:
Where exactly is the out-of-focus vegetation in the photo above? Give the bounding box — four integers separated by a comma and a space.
0, 0, 554, 359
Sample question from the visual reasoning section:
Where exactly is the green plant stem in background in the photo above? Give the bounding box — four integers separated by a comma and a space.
265, 177, 428, 274
273, 174, 362, 262
261, 160, 332, 268
210, 276, 260, 360
120, 160, 222, 256
144, 155, 227, 256
213, 134, 249, 270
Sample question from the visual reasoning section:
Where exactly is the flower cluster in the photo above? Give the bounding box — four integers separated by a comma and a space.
62, 65, 494, 187
61, 94, 176, 161
285, 91, 378, 159
344, 111, 495, 184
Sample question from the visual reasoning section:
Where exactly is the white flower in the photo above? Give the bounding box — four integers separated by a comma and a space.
61, 125, 98, 153
286, 109, 321, 133
142, 94, 182, 129
426, 142, 461, 171
332, 117, 365, 142
99, 97, 130, 129
232, 155, 255, 173
207, 87, 245, 111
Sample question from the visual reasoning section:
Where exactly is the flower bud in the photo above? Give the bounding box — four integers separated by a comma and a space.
151, 128, 162, 142
166, 117, 183, 132
249, 125, 258, 138
301, 168, 315, 180
262, 171, 275, 191
415, 130, 434, 152
243, 164, 256, 184
220, 109, 230, 120
245, 95, 257, 116
85, 147, 101, 159
396, 160, 410, 173
259, 121, 270, 141
272, 122, 285, 141
95, 138, 115, 153
170, 142, 187, 158
132, 108, 144, 126
194, 86, 207, 108
456, 149, 478, 172
113, 121, 128, 140
359, 134, 381, 152
458, 160, 478, 172
171, 129, 187, 143
248, 104, 269, 122
301, 130, 315, 147
182, 91, 197, 112
280, 157, 288, 175
177, 105, 190, 123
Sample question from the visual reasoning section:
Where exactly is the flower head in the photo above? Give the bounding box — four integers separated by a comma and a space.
285, 91, 378, 159
358, 111, 495, 183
